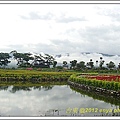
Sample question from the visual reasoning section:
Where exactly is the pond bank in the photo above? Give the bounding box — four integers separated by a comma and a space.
69, 83, 120, 107
68, 80, 120, 98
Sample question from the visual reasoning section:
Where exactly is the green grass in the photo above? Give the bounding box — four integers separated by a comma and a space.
0, 69, 75, 84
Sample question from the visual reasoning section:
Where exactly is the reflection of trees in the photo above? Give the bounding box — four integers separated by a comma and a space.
0, 85, 54, 93
70, 86, 120, 107
42, 86, 53, 91
33, 86, 53, 91
0, 86, 9, 91
9, 86, 32, 93
33, 86, 42, 91
0, 81, 67, 93
9, 86, 54, 93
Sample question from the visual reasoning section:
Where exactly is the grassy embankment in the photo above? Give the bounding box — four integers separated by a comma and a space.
68, 73, 120, 92
0, 69, 75, 86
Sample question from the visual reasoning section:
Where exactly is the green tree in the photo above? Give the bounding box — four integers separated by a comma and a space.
53, 61, 57, 68
13, 52, 34, 67
22, 53, 34, 67
118, 63, 120, 69
76, 61, 86, 70
13, 52, 24, 66
99, 57, 105, 69
32, 53, 55, 68
10, 50, 17, 54
44, 54, 55, 67
106, 61, 115, 69
0, 53, 11, 68
86, 59, 94, 69
70, 60, 77, 69
96, 60, 98, 68
32, 55, 45, 68
63, 61, 67, 67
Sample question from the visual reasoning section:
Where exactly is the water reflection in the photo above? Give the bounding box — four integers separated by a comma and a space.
9, 86, 54, 93
70, 86, 120, 107
0, 86, 54, 93
0, 86, 9, 91
0, 83, 119, 117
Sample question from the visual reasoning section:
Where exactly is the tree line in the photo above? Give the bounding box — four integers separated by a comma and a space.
0, 50, 55, 68
0, 50, 120, 70
63, 57, 119, 70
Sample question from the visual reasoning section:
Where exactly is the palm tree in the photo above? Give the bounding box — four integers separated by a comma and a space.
96, 60, 98, 68
86, 59, 94, 69
99, 57, 105, 69
118, 63, 120, 71
63, 61, 67, 67
53, 61, 57, 68
100, 57, 103, 61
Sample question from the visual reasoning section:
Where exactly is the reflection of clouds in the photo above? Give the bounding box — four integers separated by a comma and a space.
0, 85, 118, 116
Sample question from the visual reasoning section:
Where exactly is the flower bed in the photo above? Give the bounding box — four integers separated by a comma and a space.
87, 75, 120, 82
69, 73, 120, 92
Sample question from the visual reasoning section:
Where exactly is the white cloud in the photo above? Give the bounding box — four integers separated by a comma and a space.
0, 4, 120, 55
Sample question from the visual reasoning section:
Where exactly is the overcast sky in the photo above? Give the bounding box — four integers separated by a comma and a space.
1, 4, 120, 55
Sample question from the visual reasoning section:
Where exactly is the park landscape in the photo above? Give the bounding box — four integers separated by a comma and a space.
0, 50, 120, 116
1, 3, 120, 117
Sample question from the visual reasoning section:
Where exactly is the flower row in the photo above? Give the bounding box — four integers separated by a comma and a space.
87, 75, 120, 82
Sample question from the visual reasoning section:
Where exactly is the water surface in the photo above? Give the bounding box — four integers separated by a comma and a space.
0, 85, 119, 117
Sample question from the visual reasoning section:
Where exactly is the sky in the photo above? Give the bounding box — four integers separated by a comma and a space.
1, 4, 120, 55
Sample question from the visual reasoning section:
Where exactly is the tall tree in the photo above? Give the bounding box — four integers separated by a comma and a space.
118, 63, 120, 69
106, 61, 115, 69
0, 53, 11, 68
76, 61, 86, 70
32, 54, 45, 68
96, 60, 98, 68
99, 57, 105, 69
70, 60, 77, 69
13, 52, 24, 66
53, 61, 57, 68
44, 54, 55, 67
86, 59, 94, 69
13, 52, 34, 67
63, 61, 67, 67
22, 53, 34, 67
32, 53, 55, 68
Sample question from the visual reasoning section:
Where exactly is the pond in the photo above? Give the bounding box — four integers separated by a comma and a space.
0, 84, 119, 117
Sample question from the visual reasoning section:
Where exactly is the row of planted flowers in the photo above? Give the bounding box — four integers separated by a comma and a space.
69, 73, 120, 91
87, 75, 120, 82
